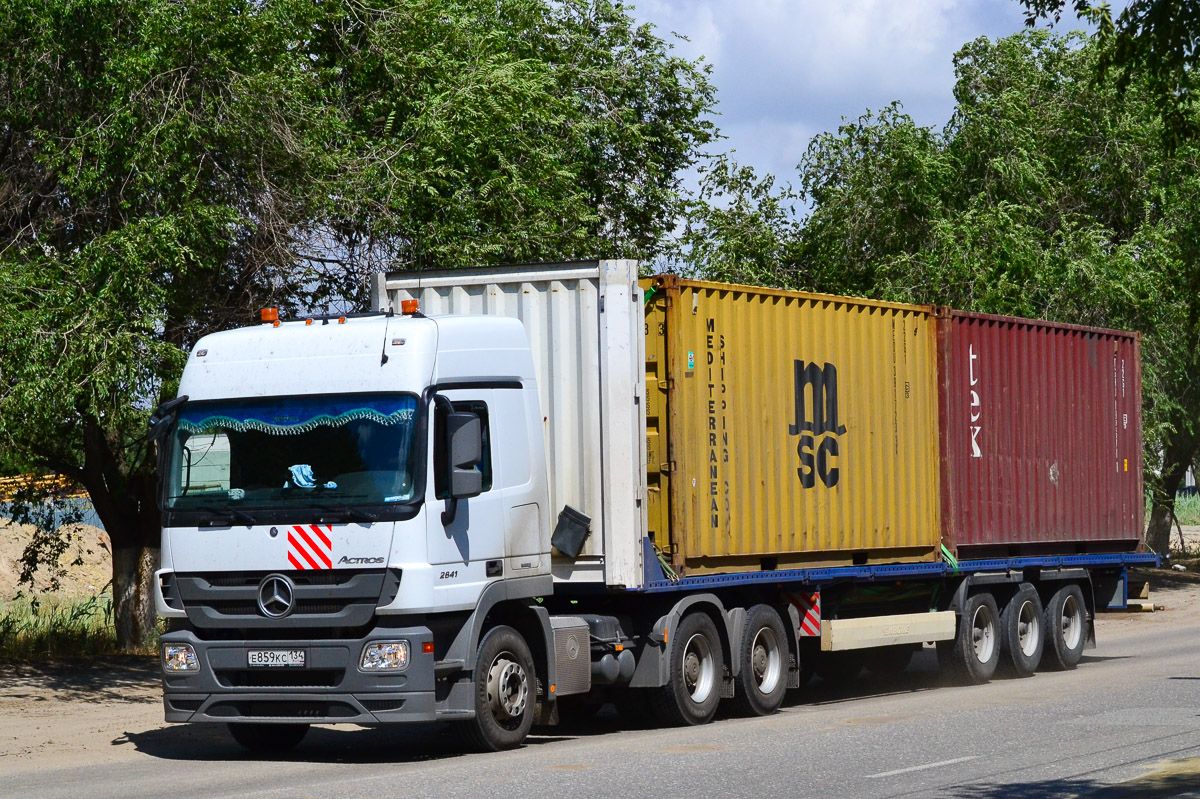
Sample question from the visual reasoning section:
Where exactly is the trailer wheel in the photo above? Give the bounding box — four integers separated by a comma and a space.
731, 604, 788, 716
999, 583, 1044, 677
863, 645, 915, 678
651, 611, 724, 726
227, 722, 309, 753
459, 625, 536, 751
1042, 584, 1087, 671
938, 592, 1000, 685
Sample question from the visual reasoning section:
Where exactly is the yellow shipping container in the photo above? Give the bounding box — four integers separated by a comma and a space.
644, 276, 941, 575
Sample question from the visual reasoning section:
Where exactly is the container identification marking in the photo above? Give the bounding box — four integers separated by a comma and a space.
705, 318, 730, 530
969, 344, 982, 458
788, 360, 846, 488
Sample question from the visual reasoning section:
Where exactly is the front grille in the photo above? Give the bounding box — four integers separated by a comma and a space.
203, 571, 359, 588
206, 600, 360, 617
215, 669, 344, 688
175, 569, 400, 630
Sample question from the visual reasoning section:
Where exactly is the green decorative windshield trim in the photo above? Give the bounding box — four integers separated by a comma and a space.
179, 407, 415, 436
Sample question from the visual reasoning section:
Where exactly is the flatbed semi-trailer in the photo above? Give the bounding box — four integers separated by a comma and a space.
152, 260, 1156, 753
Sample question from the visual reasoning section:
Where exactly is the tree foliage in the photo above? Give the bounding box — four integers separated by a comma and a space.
1019, 0, 1200, 147
0, 0, 715, 648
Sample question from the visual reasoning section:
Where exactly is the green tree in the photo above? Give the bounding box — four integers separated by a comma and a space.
1018, 0, 1200, 146
0, 0, 714, 648
673, 154, 802, 286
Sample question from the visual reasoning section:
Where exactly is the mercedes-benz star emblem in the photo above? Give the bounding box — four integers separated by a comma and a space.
257, 574, 295, 618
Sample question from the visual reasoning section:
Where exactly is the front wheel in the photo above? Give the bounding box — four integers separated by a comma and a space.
459, 625, 537, 751
651, 611, 724, 726
227, 722, 309, 754
731, 604, 788, 716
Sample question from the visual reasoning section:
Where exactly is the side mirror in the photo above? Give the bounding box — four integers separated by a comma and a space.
148, 395, 189, 441
445, 412, 483, 499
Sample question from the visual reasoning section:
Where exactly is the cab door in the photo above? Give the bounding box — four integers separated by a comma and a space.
426, 389, 505, 609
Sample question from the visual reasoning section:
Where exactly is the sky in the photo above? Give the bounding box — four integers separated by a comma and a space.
630, 0, 1094, 186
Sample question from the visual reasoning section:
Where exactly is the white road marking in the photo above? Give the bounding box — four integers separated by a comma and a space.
866, 756, 979, 779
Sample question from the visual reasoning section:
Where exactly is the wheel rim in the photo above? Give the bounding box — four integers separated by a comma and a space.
682, 631, 716, 703
1060, 594, 1083, 650
971, 604, 996, 663
750, 625, 783, 695
486, 652, 529, 726
1017, 599, 1040, 658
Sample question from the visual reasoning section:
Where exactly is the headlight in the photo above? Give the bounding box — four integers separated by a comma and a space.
162, 643, 199, 672
360, 641, 409, 671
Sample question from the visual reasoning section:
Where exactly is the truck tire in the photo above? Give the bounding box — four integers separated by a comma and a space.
227, 722, 309, 753
863, 645, 915, 678
815, 650, 864, 688
730, 604, 788, 716
1042, 584, 1087, 671
651, 611, 724, 726
938, 591, 1000, 685
459, 625, 537, 751
999, 583, 1044, 677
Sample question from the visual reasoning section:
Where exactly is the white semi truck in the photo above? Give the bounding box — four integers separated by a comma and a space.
153, 260, 1154, 752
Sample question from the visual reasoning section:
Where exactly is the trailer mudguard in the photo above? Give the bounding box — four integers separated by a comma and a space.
630, 592, 733, 695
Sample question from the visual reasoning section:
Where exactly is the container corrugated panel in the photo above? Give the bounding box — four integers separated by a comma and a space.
646, 276, 941, 574
937, 310, 1144, 556
374, 261, 646, 588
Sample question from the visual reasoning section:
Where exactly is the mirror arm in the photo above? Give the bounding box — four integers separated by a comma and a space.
441, 497, 459, 527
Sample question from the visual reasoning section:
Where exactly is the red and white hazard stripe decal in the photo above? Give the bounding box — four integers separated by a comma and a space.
288, 524, 333, 570
789, 591, 821, 637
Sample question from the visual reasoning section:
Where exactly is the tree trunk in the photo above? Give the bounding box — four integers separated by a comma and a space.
74, 414, 165, 652
1146, 428, 1196, 555
112, 544, 159, 650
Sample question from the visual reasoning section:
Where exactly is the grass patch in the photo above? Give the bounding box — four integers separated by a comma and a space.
1175, 493, 1200, 526
0, 591, 130, 660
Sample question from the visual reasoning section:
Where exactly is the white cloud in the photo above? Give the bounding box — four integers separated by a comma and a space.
634, 0, 1060, 181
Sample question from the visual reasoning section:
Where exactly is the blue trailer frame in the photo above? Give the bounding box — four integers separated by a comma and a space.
636, 537, 1159, 608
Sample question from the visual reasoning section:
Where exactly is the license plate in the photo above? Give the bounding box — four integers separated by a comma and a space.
247, 649, 305, 668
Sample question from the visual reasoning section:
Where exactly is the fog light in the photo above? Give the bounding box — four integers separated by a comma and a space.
162, 643, 199, 672
361, 641, 409, 671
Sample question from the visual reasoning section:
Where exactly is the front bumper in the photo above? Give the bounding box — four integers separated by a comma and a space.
161, 626, 436, 725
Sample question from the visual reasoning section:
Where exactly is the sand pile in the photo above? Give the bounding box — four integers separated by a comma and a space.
0, 519, 112, 599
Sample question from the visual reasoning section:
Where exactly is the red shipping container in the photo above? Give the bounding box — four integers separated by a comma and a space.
937, 310, 1143, 557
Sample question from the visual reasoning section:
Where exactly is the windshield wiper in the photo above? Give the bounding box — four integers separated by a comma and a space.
198, 503, 257, 526
314, 500, 378, 524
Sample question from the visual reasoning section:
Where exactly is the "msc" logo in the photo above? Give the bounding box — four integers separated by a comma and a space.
788, 360, 846, 488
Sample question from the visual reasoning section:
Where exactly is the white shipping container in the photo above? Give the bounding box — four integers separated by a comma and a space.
373, 261, 648, 588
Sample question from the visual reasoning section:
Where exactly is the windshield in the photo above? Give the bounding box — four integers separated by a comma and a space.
165, 394, 420, 514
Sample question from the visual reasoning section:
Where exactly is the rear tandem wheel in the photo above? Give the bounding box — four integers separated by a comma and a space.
938, 591, 1000, 685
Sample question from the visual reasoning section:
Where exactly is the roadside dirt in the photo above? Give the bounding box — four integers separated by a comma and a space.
0, 519, 111, 599
0, 569, 1196, 772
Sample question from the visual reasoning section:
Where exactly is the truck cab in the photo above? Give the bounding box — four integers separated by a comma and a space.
155, 308, 567, 751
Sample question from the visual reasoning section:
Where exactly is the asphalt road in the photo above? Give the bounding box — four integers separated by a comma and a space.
4, 579, 1200, 799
